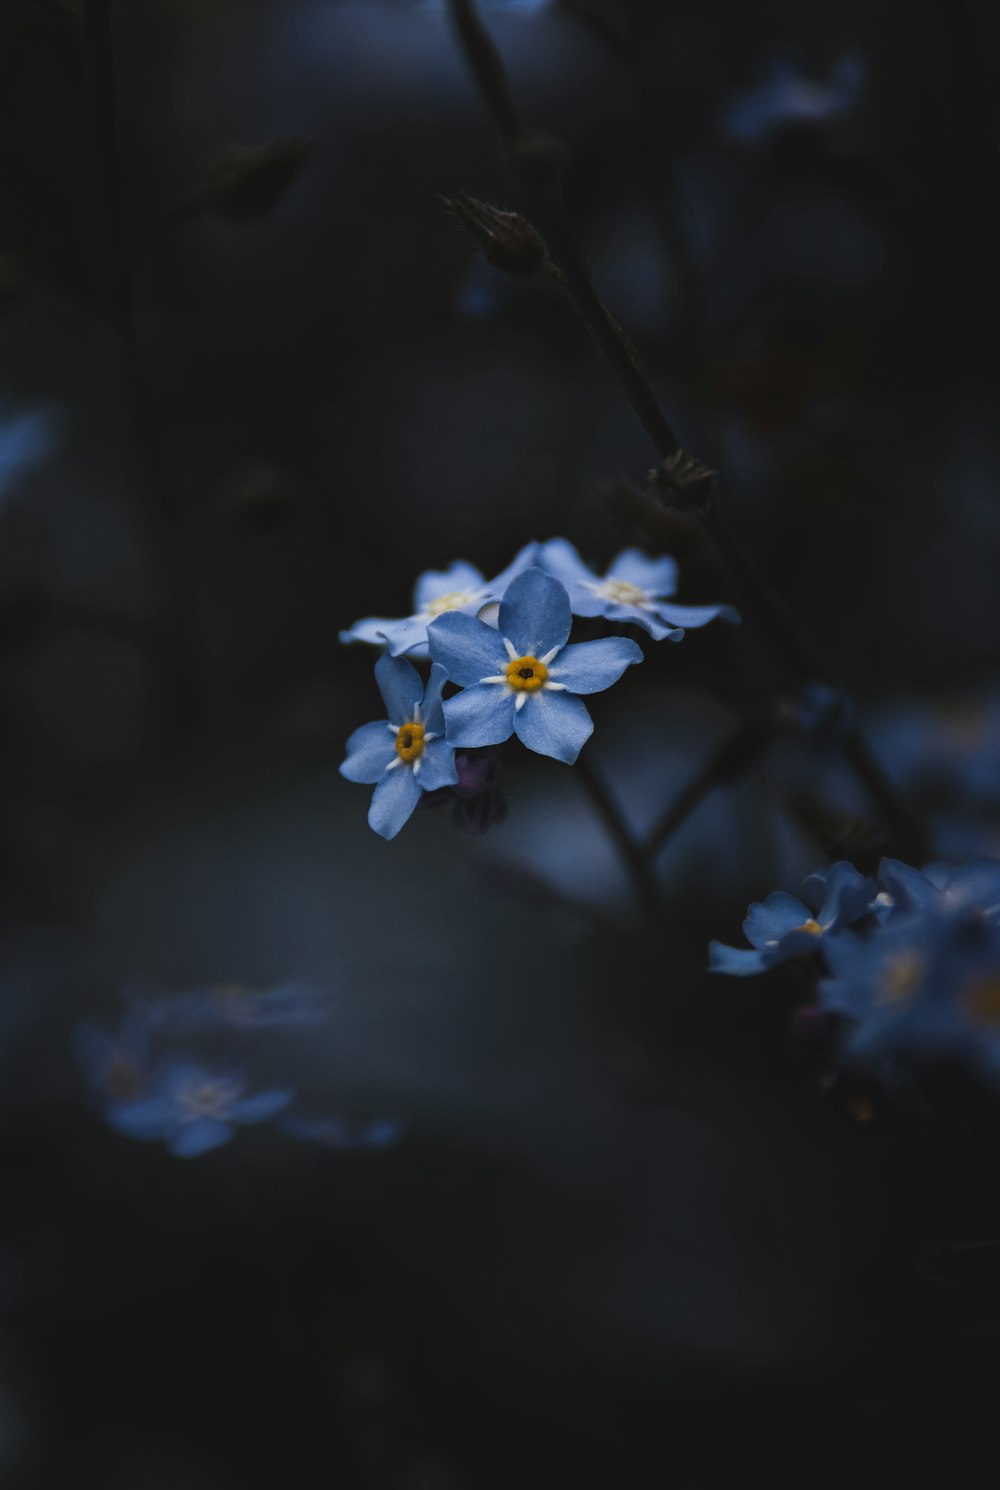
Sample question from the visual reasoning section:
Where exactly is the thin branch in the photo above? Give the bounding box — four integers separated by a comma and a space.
575, 753, 662, 926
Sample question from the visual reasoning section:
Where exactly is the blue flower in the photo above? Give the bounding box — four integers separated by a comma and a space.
721, 53, 864, 146
821, 904, 1000, 1083
105, 1057, 292, 1158
75, 1007, 153, 1101
709, 861, 876, 976
428, 567, 643, 765
537, 539, 738, 642
875, 857, 1000, 926
341, 655, 459, 838
340, 544, 538, 658
142, 978, 328, 1033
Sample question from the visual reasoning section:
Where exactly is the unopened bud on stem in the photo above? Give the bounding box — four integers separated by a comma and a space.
444, 193, 548, 276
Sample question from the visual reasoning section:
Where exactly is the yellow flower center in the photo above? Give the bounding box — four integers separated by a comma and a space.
797, 918, 823, 936
601, 579, 646, 606
963, 974, 1000, 1026
879, 948, 925, 1004
425, 590, 471, 618
395, 721, 427, 762
505, 655, 548, 692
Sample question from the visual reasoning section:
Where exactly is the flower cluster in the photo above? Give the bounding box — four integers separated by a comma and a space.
711, 856, 1000, 1087
76, 980, 397, 1159
340, 541, 737, 838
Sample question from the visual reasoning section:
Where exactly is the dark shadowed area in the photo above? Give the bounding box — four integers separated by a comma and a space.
2, 0, 1000, 1484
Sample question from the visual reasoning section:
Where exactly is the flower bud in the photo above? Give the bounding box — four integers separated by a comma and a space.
444, 194, 548, 277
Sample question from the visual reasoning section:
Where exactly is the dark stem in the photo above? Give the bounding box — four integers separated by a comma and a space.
644, 716, 781, 860
576, 752, 662, 926
445, 0, 931, 866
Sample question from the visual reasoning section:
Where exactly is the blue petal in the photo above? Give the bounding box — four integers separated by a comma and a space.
105, 1095, 175, 1140
499, 568, 572, 659
169, 1119, 234, 1158
547, 637, 643, 695
536, 538, 599, 607
708, 942, 770, 976
421, 662, 450, 735
606, 548, 678, 597
414, 561, 486, 613
375, 653, 424, 724
428, 612, 506, 687
877, 859, 937, 919
368, 762, 423, 839
415, 738, 459, 792
340, 615, 429, 657
653, 601, 740, 630
513, 690, 593, 763
484, 541, 540, 598
604, 603, 684, 642
442, 684, 516, 747
340, 720, 396, 784
945, 859, 1000, 916
808, 861, 876, 929
228, 1088, 294, 1124
743, 892, 811, 950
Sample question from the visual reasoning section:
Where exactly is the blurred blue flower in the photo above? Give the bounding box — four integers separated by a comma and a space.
75, 1007, 153, 1101
106, 1058, 292, 1158
277, 1113, 403, 1149
341, 655, 458, 838
709, 861, 876, 976
721, 53, 864, 146
429, 567, 642, 764
821, 897, 1000, 1083
0, 396, 63, 507
340, 544, 537, 658
142, 978, 329, 1033
537, 539, 738, 641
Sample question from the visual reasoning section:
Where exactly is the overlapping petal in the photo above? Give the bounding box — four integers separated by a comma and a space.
743, 892, 813, 950
375, 653, 424, 724
414, 560, 487, 613
442, 683, 517, 748
547, 637, 643, 695
499, 568, 572, 659
427, 611, 506, 687
606, 547, 679, 596
416, 738, 461, 792
340, 721, 397, 785
169, 1119, 233, 1158
367, 764, 423, 840
653, 600, 740, 630
513, 690, 593, 763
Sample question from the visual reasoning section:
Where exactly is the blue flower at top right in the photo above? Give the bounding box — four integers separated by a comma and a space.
537, 539, 739, 642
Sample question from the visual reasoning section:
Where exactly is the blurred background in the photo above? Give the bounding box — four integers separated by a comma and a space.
2, 0, 1000, 1483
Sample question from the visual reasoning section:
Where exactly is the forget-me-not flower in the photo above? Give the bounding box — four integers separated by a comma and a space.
821, 902, 1000, 1083
721, 53, 864, 146
340, 544, 538, 658
709, 861, 876, 976
428, 567, 642, 764
537, 539, 738, 642
341, 654, 458, 838
105, 1057, 292, 1158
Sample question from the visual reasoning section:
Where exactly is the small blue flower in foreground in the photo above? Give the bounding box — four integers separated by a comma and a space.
341, 655, 458, 838
537, 539, 738, 642
340, 544, 537, 658
106, 1058, 292, 1158
429, 567, 642, 764
709, 861, 875, 976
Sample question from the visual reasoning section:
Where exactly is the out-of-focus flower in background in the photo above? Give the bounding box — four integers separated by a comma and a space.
0, 396, 64, 511
720, 53, 865, 147
709, 861, 876, 976
104, 1057, 293, 1158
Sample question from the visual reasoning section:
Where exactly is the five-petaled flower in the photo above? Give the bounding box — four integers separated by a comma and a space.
709, 861, 876, 976
428, 567, 643, 765
105, 1058, 292, 1158
340, 544, 537, 658
537, 539, 738, 642
340, 654, 458, 839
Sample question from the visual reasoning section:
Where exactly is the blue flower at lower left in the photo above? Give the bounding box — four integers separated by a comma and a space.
106, 1058, 292, 1158
341, 655, 459, 839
